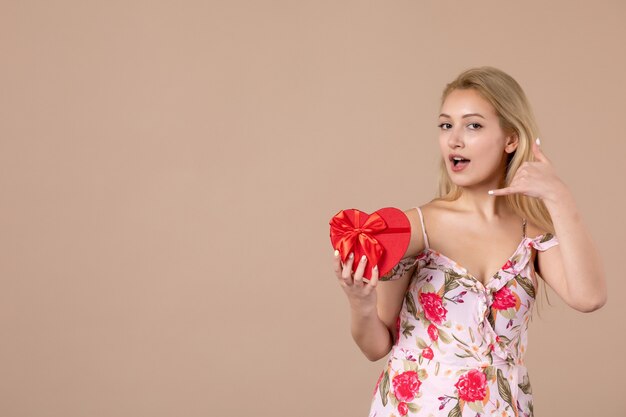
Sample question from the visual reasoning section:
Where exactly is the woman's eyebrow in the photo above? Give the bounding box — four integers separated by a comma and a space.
438, 113, 486, 119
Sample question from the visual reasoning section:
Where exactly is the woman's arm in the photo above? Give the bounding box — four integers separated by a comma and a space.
334, 208, 424, 361
489, 138, 607, 313
334, 252, 402, 362
539, 187, 607, 312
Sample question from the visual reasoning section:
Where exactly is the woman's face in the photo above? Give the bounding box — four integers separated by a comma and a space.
438, 88, 517, 189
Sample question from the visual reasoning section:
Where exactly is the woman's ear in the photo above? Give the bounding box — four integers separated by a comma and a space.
505, 132, 519, 153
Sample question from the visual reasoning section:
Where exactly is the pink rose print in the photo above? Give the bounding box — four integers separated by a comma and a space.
427, 324, 439, 341
397, 402, 408, 416
392, 370, 421, 402
419, 292, 448, 325
492, 286, 516, 310
454, 369, 487, 402
422, 346, 434, 360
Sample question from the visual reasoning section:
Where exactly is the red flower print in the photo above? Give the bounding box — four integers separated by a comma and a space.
397, 401, 409, 416
395, 315, 401, 343
422, 346, 434, 360
419, 292, 448, 325
492, 286, 516, 310
454, 369, 487, 402
502, 259, 514, 271
427, 324, 439, 341
392, 370, 421, 402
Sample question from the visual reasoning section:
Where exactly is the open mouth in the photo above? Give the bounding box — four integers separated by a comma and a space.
450, 156, 471, 167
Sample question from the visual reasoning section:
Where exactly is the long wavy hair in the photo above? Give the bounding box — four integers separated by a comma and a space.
433, 66, 555, 314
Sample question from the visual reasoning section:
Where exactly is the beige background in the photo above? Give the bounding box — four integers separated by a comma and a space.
1, 1, 624, 416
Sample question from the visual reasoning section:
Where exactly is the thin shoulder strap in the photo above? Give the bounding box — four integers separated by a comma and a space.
415, 207, 430, 249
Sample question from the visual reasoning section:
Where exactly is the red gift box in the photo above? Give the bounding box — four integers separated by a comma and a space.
329, 207, 411, 280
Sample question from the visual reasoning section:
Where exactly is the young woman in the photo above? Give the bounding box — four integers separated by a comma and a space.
331, 66, 607, 417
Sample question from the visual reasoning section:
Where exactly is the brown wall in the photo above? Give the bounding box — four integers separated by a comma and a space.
1, 1, 623, 416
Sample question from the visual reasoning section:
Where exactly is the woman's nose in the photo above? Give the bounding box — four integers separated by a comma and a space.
447, 128, 464, 148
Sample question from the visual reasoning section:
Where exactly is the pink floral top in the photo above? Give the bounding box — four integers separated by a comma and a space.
368, 206, 559, 417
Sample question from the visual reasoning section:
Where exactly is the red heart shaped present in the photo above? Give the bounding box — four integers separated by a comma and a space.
329, 207, 411, 280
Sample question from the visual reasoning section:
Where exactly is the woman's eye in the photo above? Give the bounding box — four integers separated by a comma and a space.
438, 123, 452, 130
468, 123, 482, 129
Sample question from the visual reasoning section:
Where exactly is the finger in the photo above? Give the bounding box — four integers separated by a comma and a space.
367, 265, 379, 288
488, 186, 517, 196
532, 137, 550, 164
332, 249, 343, 278
341, 252, 355, 285
353, 254, 368, 285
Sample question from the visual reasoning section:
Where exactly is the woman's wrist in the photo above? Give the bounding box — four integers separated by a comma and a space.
349, 300, 378, 317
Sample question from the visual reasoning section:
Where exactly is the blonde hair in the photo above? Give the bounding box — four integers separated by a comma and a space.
434, 66, 555, 314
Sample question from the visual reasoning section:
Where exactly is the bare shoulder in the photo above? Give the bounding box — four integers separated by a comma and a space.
402, 200, 442, 258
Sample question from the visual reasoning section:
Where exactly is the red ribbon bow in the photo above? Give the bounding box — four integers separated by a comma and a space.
329, 210, 387, 268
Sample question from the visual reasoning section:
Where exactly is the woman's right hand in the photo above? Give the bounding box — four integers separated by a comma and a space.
333, 250, 380, 311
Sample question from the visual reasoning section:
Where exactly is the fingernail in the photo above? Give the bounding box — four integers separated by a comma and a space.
361, 255, 367, 262
488, 190, 494, 195
334, 249, 339, 257
374, 265, 378, 271
349, 252, 354, 259
536, 137, 541, 146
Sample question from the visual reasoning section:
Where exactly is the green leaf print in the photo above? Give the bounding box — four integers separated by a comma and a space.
402, 322, 416, 337
519, 373, 532, 394
380, 370, 389, 406
417, 368, 428, 381
421, 282, 436, 293
416, 337, 428, 349
468, 399, 484, 413
444, 271, 460, 293
452, 333, 469, 347
515, 274, 536, 298
496, 368, 515, 411
435, 361, 440, 376
437, 327, 453, 344
540, 233, 554, 243
487, 309, 496, 329
448, 403, 462, 417
407, 402, 421, 413
484, 365, 496, 381
390, 391, 399, 407
501, 307, 517, 320
405, 360, 419, 372
405, 292, 418, 319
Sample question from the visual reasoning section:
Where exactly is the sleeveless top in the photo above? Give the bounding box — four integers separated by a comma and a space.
368, 206, 559, 417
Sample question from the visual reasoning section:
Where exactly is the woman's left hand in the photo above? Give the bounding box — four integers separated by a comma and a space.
487, 138, 568, 204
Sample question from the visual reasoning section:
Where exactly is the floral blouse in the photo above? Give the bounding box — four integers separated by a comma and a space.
368, 207, 559, 417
